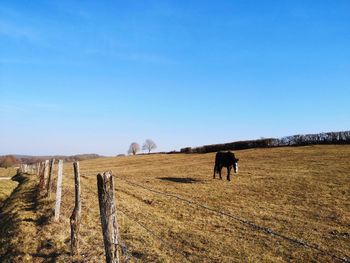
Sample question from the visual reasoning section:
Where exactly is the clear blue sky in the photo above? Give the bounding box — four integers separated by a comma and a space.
1, 0, 349, 156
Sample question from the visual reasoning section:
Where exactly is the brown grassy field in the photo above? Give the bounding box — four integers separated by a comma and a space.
0, 145, 349, 262
0, 180, 18, 204
0, 167, 17, 177
0, 168, 18, 204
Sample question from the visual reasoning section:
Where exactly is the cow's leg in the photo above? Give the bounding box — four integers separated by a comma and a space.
219, 166, 222, 179
227, 166, 231, 181
213, 165, 216, 179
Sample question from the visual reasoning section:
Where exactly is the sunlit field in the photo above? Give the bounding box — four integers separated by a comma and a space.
1, 145, 349, 262
0, 180, 18, 204
0, 168, 18, 204
0, 167, 17, 177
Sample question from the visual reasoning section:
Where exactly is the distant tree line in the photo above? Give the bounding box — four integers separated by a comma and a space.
180, 131, 350, 154
0, 154, 101, 166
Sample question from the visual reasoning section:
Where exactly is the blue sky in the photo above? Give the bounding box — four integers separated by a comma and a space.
0, 0, 349, 156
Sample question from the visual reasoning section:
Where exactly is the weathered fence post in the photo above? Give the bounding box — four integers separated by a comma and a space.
39, 160, 49, 189
47, 159, 55, 197
97, 171, 120, 263
54, 160, 64, 221
70, 162, 81, 258
43, 160, 49, 187
36, 162, 41, 176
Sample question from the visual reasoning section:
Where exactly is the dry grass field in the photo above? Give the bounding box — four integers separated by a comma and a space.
0, 145, 349, 262
0, 180, 18, 204
0, 168, 18, 204
0, 167, 17, 177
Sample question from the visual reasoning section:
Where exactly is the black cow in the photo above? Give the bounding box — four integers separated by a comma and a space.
213, 151, 239, 181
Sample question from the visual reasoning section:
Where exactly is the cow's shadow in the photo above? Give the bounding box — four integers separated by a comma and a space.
157, 177, 203, 184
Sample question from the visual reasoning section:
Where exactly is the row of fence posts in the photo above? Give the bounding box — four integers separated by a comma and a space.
19, 160, 64, 221
18, 161, 120, 263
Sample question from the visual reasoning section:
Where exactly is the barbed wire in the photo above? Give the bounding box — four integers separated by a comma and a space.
82, 182, 193, 262
118, 209, 192, 262
116, 177, 350, 263
78, 175, 349, 263
81, 183, 134, 263
26, 162, 350, 263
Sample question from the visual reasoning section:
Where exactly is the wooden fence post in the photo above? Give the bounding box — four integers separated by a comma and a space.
43, 160, 49, 187
70, 162, 81, 258
47, 159, 55, 197
36, 162, 41, 176
97, 171, 120, 263
39, 161, 49, 189
54, 160, 64, 221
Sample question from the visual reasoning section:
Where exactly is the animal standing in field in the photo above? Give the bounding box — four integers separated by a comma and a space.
213, 151, 239, 181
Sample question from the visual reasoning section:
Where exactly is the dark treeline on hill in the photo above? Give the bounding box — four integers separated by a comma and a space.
180, 130, 350, 154
4, 154, 103, 164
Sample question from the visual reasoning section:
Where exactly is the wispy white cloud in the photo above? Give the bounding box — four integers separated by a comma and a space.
0, 6, 50, 47
0, 57, 85, 66
0, 21, 49, 50
84, 48, 178, 65
0, 102, 62, 114
42, 0, 92, 20
0, 58, 43, 65
118, 52, 178, 65
0, 104, 27, 114
0, 20, 40, 43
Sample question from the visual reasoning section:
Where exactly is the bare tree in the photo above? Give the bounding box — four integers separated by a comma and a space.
128, 142, 140, 155
0, 155, 19, 168
142, 139, 157, 154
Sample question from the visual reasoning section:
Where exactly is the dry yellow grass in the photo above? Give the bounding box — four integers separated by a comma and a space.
0, 145, 349, 262
0, 180, 18, 204
0, 167, 17, 177
0, 168, 18, 204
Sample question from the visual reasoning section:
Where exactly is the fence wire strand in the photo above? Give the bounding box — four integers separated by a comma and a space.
82, 182, 135, 262
82, 182, 191, 262
76, 174, 349, 263
116, 176, 350, 263
118, 209, 192, 262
